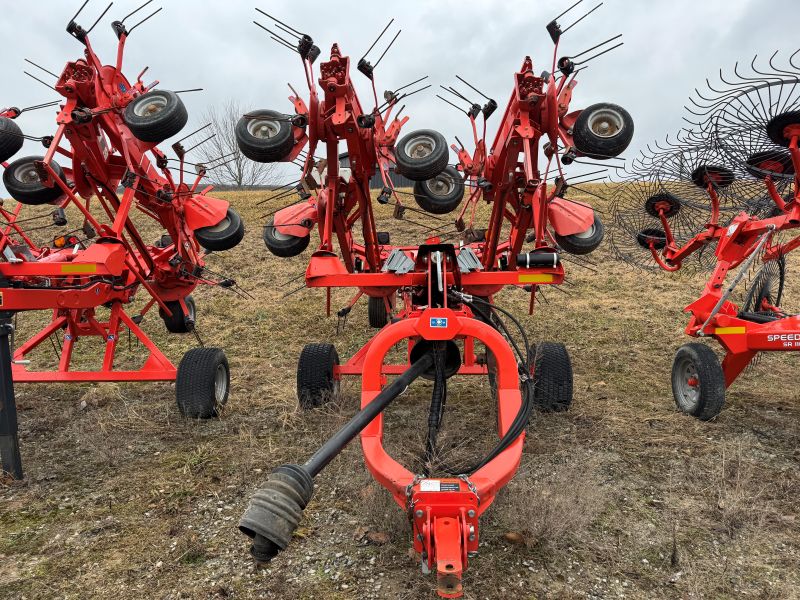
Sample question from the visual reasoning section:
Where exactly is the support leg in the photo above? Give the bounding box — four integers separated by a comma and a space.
721, 349, 757, 388
0, 316, 23, 480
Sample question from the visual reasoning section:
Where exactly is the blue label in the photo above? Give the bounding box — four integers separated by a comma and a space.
118, 83, 127, 93
430, 317, 448, 328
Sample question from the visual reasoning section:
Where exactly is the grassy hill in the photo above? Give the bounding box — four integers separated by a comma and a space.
1, 188, 798, 599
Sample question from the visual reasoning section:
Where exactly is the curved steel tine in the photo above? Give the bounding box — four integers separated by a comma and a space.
788, 48, 800, 71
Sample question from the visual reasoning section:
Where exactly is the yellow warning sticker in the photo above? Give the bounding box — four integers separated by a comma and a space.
518, 274, 555, 283
714, 327, 746, 335
61, 263, 97, 274
0, 292, 3, 306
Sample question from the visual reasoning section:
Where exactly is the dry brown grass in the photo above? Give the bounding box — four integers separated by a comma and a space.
1, 187, 800, 599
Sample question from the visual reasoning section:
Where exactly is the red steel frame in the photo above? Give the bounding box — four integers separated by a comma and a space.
260, 37, 584, 597
645, 125, 800, 388
0, 24, 231, 383
452, 52, 597, 281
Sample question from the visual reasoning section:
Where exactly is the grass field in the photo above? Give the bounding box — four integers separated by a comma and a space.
1, 188, 799, 599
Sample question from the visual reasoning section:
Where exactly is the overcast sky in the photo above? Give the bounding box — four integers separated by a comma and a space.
1, 0, 799, 195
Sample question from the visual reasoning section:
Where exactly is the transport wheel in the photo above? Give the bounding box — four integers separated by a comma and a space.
2, 156, 66, 205
530, 342, 573, 412
176, 347, 230, 418
368, 296, 390, 328
742, 258, 785, 314
263, 218, 310, 257
572, 102, 633, 160
744, 150, 794, 179
235, 109, 295, 163
297, 343, 340, 409
159, 295, 196, 334
413, 165, 465, 214
124, 90, 188, 143
0, 116, 24, 163
394, 129, 449, 181
554, 213, 604, 255
766, 111, 800, 146
194, 208, 245, 251
671, 343, 726, 420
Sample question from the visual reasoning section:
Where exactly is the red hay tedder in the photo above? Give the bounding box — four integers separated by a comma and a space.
236, 5, 632, 596
0, 1, 246, 480
610, 50, 800, 420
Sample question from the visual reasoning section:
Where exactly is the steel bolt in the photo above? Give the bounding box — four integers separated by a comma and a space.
467, 509, 475, 518
415, 509, 424, 518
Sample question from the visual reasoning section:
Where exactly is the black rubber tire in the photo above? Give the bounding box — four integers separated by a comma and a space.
297, 343, 340, 409
159, 295, 196, 334
554, 213, 604, 255
154, 234, 173, 248
0, 116, 24, 163
3, 156, 66, 205
412, 165, 465, 214
671, 343, 725, 421
573, 102, 634, 160
394, 129, 449, 181
194, 208, 245, 252
766, 111, 800, 147
123, 90, 188, 143
530, 342, 573, 412
176, 347, 230, 419
235, 109, 295, 163
368, 296, 389, 328
263, 218, 310, 258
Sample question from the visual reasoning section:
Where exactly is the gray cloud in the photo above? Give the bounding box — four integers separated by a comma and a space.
1, 0, 798, 195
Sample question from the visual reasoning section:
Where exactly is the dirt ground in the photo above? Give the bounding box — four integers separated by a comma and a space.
1, 188, 799, 600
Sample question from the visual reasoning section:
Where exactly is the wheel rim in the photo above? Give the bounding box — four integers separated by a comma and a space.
202, 215, 231, 234
673, 355, 700, 412
269, 226, 294, 241
587, 108, 625, 138
214, 364, 228, 403
572, 222, 596, 239
425, 172, 455, 197
14, 163, 40, 185
404, 134, 436, 160
248, 118, 281, 139
134, 93, 169, 117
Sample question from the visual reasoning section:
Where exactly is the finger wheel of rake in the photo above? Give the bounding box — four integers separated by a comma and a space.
744, 150, 796, 180
689, 165, 735, 189
636, 228, 667, 250
742, 257, 786, 314
644, 193, 682, 218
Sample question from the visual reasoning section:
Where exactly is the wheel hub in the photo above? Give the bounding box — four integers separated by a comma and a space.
673, 356, 700, 411
587, 108, 624, 138
405, 134, 436, 159
427, 173, 455, 197
15, 165, 39, 184
134, 94, 168, 117
249, 119, 281, 139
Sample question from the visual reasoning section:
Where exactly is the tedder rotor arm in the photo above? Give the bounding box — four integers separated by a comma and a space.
239, 351, 436, 561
